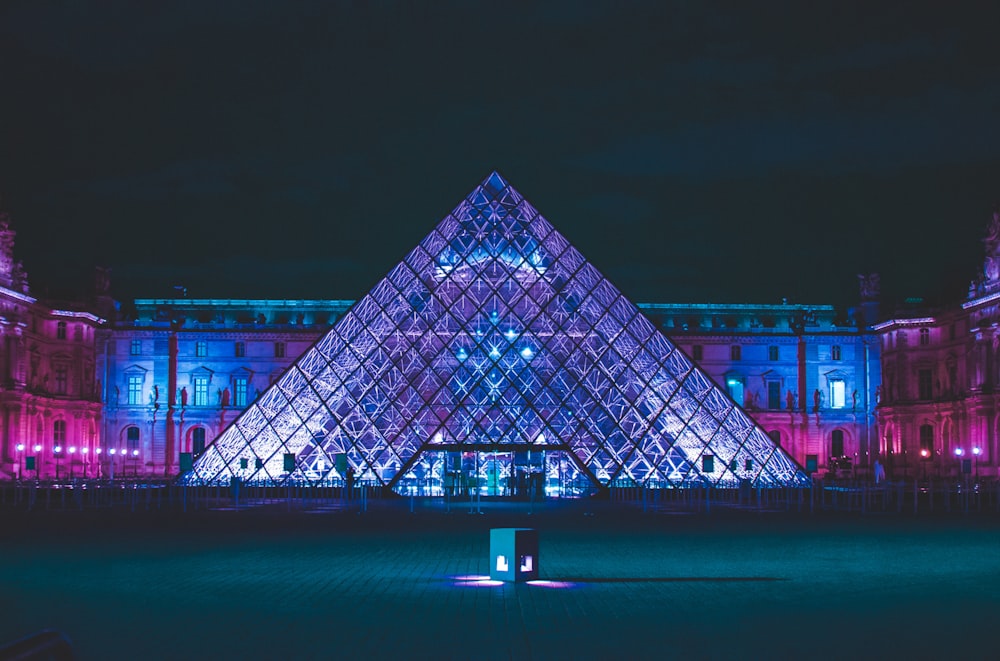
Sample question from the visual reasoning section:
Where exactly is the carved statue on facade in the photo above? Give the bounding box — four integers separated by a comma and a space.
786, 390, 795, 411
0, 213, 15, 287
980, 211, 1000, 287
94, 266, 111, 295
857, 273, 880, 301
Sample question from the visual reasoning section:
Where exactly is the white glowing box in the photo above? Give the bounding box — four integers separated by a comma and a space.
489, 528, 539, 583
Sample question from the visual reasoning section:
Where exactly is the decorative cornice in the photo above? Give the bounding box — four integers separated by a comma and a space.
871, 317, 935, 331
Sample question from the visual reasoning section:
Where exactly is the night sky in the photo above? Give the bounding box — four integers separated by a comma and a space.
2, 1, 999, 311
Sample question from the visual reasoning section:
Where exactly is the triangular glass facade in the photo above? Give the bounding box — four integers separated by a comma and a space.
184, 172, 809, 491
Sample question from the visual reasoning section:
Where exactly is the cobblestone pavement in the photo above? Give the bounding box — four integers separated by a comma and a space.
1, 500, 999, 660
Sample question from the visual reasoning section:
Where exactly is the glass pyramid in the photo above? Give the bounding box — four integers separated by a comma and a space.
184, 172, 809, 491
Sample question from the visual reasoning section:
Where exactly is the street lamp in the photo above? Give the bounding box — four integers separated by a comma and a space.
68, 446, 76, 479
15, 443, 24, 480
132, 449, 140, 477
81, 447, 89, 478
94, 447, 102, 479
54, 445, 63, 480
109, 448, 117, 481
973, 446, 982, 482
33, 445, 41, 480
920, 448, 929, 481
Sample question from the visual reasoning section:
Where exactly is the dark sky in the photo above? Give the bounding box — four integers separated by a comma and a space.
2, 1, 999, 311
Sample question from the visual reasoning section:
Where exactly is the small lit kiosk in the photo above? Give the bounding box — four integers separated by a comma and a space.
489, 528, 539, 582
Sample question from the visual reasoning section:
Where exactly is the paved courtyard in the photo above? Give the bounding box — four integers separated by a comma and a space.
1, 501, 998, 660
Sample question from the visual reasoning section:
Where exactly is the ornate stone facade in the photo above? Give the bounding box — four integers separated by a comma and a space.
876, 212, 1000, 480
641, 302, 879, 476
0, 215, 104, 480
96, 298, 353, 477
0, 207, 883, 482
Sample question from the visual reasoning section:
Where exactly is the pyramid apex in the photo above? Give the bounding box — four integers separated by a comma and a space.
482, 170, 509, 195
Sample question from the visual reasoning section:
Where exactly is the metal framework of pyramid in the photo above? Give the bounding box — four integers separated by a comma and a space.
184, 172, 809, 490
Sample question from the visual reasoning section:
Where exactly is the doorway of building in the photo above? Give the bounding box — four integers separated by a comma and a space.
393, 447, 596, 498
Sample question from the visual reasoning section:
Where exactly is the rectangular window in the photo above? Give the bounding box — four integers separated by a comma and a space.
918, 369, 933, 400
73, 325, 83, 342
726, 377, 744, 406
54, 365, 68, 395
730, 345, 741, 361
56, 321, 67, 340
235, 342, 246, 357
767, 381, 781, 410
193, 376, 209, 406
691, 345, 703, 361
195, 341, 207, 357
130, 338, 142, 356
192, 428, 206, 455
701, 455, 714, 473
831, 345, 841, 360
234, 377, 249, 407
275, 342, 286, 358
830, 379, 846, 409
831, 430, 845, 457
127, 375, 142, 405
919, 328, 930, 346
768, 346, 779, 361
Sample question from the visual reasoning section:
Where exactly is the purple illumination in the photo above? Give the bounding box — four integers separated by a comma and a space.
185, 172, 809, 490
452, 575, 506, 588
450, 575, 576, 589
525, 580, 577, 589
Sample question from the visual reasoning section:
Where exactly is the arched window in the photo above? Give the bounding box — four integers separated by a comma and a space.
126, 426, 140, 451
53, 420, 66, 445
192, 427, 206, 455
919, 424, 933, 459
831, 429, 845, 458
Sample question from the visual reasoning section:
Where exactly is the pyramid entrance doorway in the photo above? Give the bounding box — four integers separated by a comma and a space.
183, 172, 809, 494
398, 448, 596, 499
